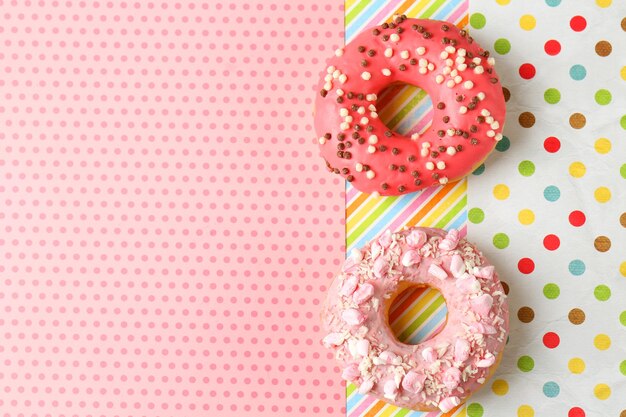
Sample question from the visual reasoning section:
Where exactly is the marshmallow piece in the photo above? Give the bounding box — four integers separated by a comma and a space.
450, 254, 466, 278
406, 229, 427, 248
401, 371, 426, 393
339, 275, 359, 297
353, 283, 375, 305
429, 264, 448, 280
476, 352, 496, 368
342, 308, 365, 326
471, 293, 494, 316
401, 249, 421, 267
357, 379, 374, 394
355, 339, 370, 357
455, 274, 481, 294
443, 367, 462, 390
383, 379, 399, 400
421, 347, 437, 362
378, 229, 392, 248
438, 396, 461, 413
341, 363, 361, 381
322, 332, 346, 348
372, 256, 389, 278
454, 338, 470, 362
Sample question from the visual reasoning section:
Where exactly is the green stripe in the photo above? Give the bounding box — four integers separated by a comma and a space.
347, 382, 356, 396
346, 0, 371, 26
435, 195, 467, 228
398, 295, 445, 341
347, 196, 398, 246
421, 0, 449, 19
393, 408, 412, 417
386, 89, 429, 130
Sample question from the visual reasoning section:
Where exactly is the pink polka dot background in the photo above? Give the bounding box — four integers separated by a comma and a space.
0, 1, 345, 415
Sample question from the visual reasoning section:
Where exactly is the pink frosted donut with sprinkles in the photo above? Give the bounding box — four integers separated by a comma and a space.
321, 227, 509, 412
314, 16, 506, 195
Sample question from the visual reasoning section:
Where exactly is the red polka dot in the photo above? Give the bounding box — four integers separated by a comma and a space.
569, 210, 586, 227
543, 332, 560, 349
543, 136, 561, 153
544, 40, 561, 56
519, 63, 536, 80
569, 407, 585, 417
518, 258, 535, 274
543, 234, 560, 251
569, 16, 587, 32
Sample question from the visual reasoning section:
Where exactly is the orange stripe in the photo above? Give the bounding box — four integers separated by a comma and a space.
405, 184, 454, 227
456, 15, 468, 29
347, 192, 370, 217
389, 287, 427, 322
443, 403, 463, 416
394, 0, 416, 18
363, 401, 386, 417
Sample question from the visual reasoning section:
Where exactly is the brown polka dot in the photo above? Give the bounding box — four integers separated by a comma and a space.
517, 306, 534, 323
518, 112, 535, 128
621, 410, 626, 417
568, 308, 585, 325
501, 281, 510, 295
595, 40, 612, 57
622, 17, 626, 31
569, 113, 586, 129
594, 236, 611, 252
502, 87, 511, 102
620, 212, 626, 228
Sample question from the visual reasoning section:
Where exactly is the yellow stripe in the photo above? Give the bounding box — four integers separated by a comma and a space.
345, 0, 360, 12
378, 405, 402, 417
391, 290, 439, 332
405, 0, 437, 17
346, 195, 385, 230
420, 180, 467, 226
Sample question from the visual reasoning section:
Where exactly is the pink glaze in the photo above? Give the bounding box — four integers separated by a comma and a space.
321, 228, 509, 412
314, 16, 506, 195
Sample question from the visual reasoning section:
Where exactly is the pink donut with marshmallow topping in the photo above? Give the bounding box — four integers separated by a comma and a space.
314, 16, 506, 195
321, 227, 509, 412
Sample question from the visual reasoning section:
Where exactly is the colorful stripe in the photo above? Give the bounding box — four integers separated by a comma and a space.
344, 0, 469, 415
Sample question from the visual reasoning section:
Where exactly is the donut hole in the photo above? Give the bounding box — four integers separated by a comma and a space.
387, 284, 448, 345
377, 82, 434, 137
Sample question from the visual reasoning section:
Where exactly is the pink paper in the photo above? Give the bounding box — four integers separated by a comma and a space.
0, 1, 345, 415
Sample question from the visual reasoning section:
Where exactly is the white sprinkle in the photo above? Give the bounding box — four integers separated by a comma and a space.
339, 108, 349, 117
419, 67, 427, 74
335, 48, 344, 57
366, 170, 376, 179
345, 115, 353, 123
370, 112, 378, 119
447, 128, 455, 136
450, 69, 458, 77
445, 46, 456, 54
336, 89, 344, 96
323, 82, 332, 91
486, 130, 496, 138
481, 109, 491, 117
440, 51, 449, 60
477, 92, 486, 101
455, 56, 465, 64
474, 65, 484, 74
339, 74, 348, 84
459, 106, 467, 114
491, 121, 500, 130
368, 104, 376, 111
324, 74, 332, 82
446, 80, 455, 88
382, 68, 392, 76
422, 142, 431, 148
439, 177, 449, 185
485, 117, 494, 125
436, 161, 446, 170
442, 67, 452, 75
360, 117, 369, 125
390, 33, 400, 42
418, 58, 428, 67
472, 57, 481, 65
411, 133, 420, 140
487, 57, 495, 66
355, 163, 364, 172
368, 135, 378, 144
318, 137, 326, 145
327, 65, 336, 74
454, 75, 462, 84
384, 47, 394, 58
446, 146, 456, 155
436, 75, 444, 84
340, 122, 350, 130
357, 106, 365, 115
495, 133, 503, 141
400, 50, 409, 59
463, 80, 474, 90
333, 69, 341, 79
457, 48, 466, 57
416, 46, 426, 55
457, 63, 467, 71
426, 162, 435, 170
361, 71, 371, 80
445, 58, 454, 67
420, 148, 429, 157
367, 145, 376, 154
427, 63, 434, 71
366, 94, 377, 102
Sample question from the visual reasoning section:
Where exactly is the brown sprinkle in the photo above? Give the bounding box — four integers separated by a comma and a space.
379, 145, 388, 152
431, 151, 439, 158
437, 130, 445, 137
337, 151, 344, 158
346, 175, 354, 182
357, 138, 365, 144
423, 32, 432, 39
456, 95, 464, 102
347, 92, 354, 99
320, 89, 328, 97
343, 152, 352, 159
462, 131, 469, 139
382, 34, 390, 41
344, 142, 352, 148
441, 24, 449, 31
381, 183, 389, 190
437, 102, 446, 109
408, 155, 416, 162
389, 23, 396, 29
392, 147, 400, 155
382, 23, 389, 29
399, 64, 407, 71
471, 138, 479, 145
450, 39, 457, 46
372, 28, 380, 36
459, 30, 467, 37
470, 125, 478, 133
432, 173, 440, 179
360, 59, 368, 67
490, 77, 499, 84
410, 58, 417, 65
337, 97, 344, 103
324, 133, 331, 139
366, 125, 374, 132
357, 93, 365, 100
476, 116, 485, 123
398, 165, 406, 172
438, 146, 445, 152
358, 45, 366, 52
384, 130, 393, 137
456, 145, 463, 151
389, 164, 398, 170
398, 185, 406, 192
367, 49, 376, 57
337, 133, 346, 141
411, 171, 419, 177
442, 37, 450, 44
414, 179, 422, 186
351, 104, 358, 111
351, 131, 359, 139
341, 168, 349, 175
442, 116, 450, 123
353, 125, 361, 131
337, 143, 345, 150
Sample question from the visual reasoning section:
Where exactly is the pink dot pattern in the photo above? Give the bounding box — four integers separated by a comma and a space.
0, 0, 345, 415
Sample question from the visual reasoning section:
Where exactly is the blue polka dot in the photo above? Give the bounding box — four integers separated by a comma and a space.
543, 185, 561, 202
545, 0, 561, 6
569, 65, 587, 81
473, 164, 485, 175
543, 381, 560, 397
569, 260, 586, 276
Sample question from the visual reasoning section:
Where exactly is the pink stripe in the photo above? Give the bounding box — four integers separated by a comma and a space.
459, 223, 467, 238
447, 1, 468, 25
386, 186, 438, 231
349, 394, 378, 417
367, 0, 404, 29
406, 108, 435, 136
347, 185, 359, 202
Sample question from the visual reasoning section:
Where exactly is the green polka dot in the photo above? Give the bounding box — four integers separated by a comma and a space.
620, 360, 626, 376
544, 88, 561, 104
620, 163, 626, 179
493, 233, 510, 249
468, 208, 485, 224
594, 89, 612, 105
620, 311, 626, 326
470, 13, 487, 29
518, 160, 535, 176
473, 163, 485, 175
594, 284, 611, 301
621, 115, 626, 130
517, 355, 535, 372
467, 402, 484, 417
494, 38, 511, 55
543, 283, 560, 300
495, 136, 510, 152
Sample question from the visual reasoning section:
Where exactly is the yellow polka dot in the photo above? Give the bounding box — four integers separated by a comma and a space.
518, 209, 535, 225
569, 162, 586, 178
518, 405, 534, 417
621, 66, 626, 81
568, 357, 586, 374
493, 184, 510, 200
519, 14, 536, 30
621, 261, 626, 277
594, 138, 611, 154
594, 383, 611, 400
594, 334, 611, 350
492, 379, 509, 395
595, 0, 612, 6
594, 187, 611, 203
496, 0, 511, 4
